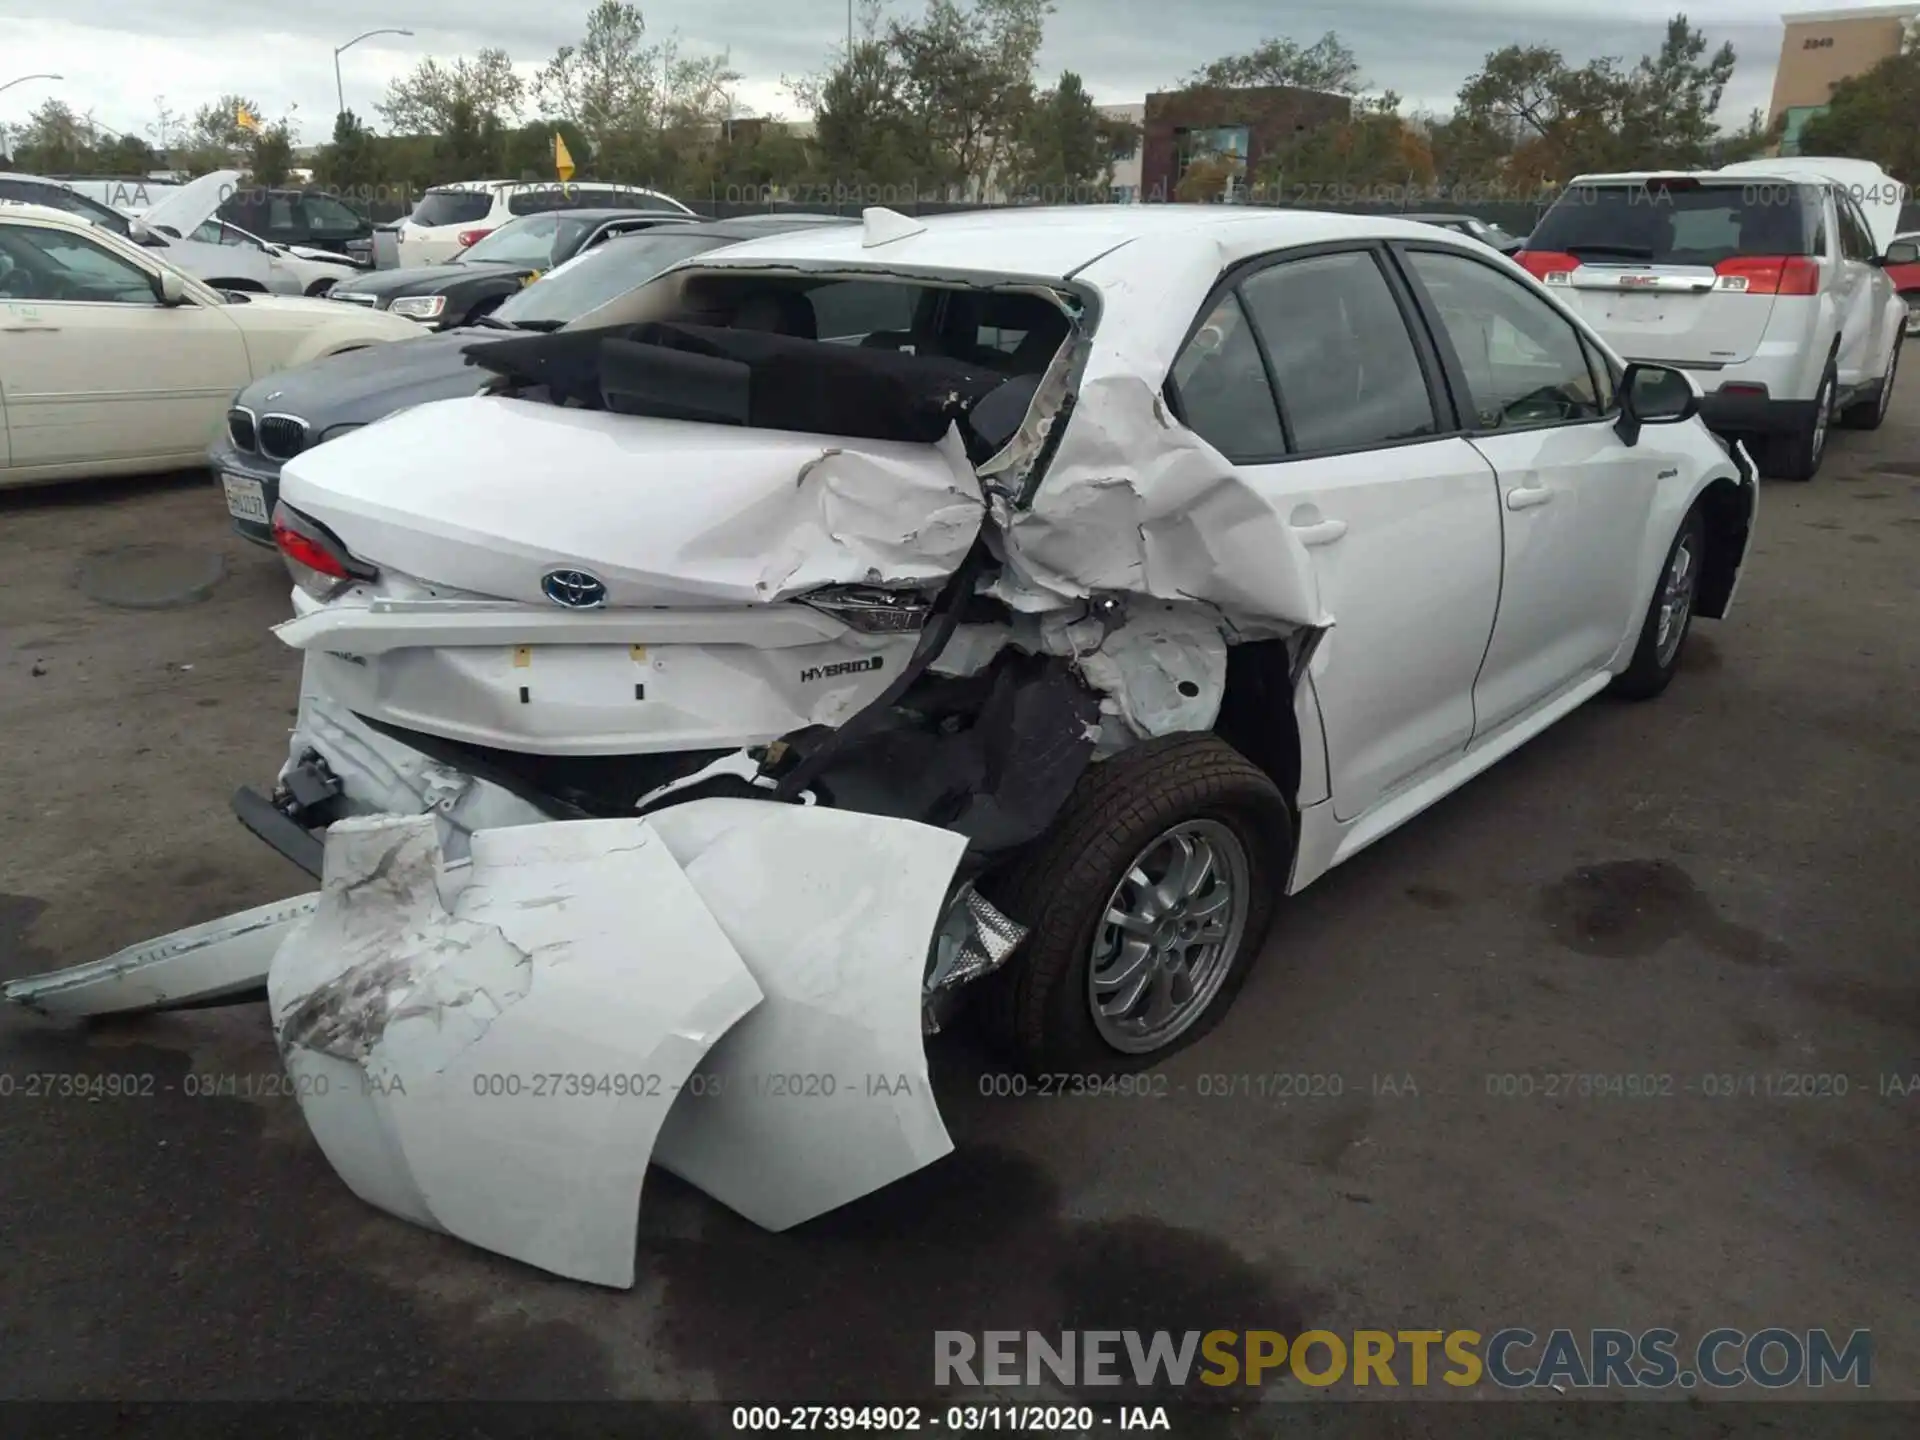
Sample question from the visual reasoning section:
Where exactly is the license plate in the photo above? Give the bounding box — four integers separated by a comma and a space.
222, 473, 269, 524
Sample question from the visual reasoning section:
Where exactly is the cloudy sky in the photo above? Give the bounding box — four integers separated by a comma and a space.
2, 0, 1796, 147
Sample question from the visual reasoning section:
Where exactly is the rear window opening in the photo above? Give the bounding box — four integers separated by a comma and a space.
463, 273, 1078, 462
409, 189, 495, 228
1528, 183, 1820, 267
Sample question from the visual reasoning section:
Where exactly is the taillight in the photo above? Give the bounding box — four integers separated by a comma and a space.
1714, 256, 1819, 296
457, 228, 493, 248
271, 501, 375, 600
1515, 250, 1577, 285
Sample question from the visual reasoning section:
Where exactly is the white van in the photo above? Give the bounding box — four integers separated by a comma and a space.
394, 180, 693, 266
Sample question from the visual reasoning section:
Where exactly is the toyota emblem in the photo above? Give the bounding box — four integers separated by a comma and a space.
541, 569, 608, 609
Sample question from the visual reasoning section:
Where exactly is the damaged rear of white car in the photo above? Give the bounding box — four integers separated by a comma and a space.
7, 207, 1757, 1286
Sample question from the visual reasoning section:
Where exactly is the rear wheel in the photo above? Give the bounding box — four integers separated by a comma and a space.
980, 734, 1291, 1074
1840, 334, 1900, 430
1764, 362, 1834, 481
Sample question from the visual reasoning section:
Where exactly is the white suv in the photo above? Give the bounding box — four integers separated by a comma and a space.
1517, 158, 1908, 480
394, 180, 694, 267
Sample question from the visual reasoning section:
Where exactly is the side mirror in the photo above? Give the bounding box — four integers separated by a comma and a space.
128, 218, 164, 247
1615, 362, 1698, 446
154, 268, 189, 307
1883, 241, 1919, 266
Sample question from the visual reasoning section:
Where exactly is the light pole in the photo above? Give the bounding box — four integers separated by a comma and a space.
0, 72, 62, 98
333, 29, 413, 122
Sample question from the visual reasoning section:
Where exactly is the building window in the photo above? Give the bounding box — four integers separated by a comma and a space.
1173, 125, 1251, 204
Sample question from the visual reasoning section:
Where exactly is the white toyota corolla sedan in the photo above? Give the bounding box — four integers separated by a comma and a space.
9, 205, 1758, 1287
0, 203, 421, 488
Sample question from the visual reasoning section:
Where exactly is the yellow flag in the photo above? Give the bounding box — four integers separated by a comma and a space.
554, 132, 576, 181
235, 103, 261, 132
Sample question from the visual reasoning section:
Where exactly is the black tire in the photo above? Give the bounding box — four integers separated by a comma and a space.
305, 278, 338, 297
1764, 361, 1834, 481
1840, 334, 1900, 430
978, 734, 1292, 1075
1609, 506, 1706, 701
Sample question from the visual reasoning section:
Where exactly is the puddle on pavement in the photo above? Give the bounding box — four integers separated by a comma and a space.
645, 1142, 1317, 1403
1537, 859, 1788, 966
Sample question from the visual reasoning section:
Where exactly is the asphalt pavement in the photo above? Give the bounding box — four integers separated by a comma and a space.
1, 385, 1915, 1423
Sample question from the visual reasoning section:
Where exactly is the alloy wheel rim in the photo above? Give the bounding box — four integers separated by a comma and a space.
1087, 819, 1250, 1054
1881, 347, 1899, 420
1655, 534, 1698, 668
1812, 376, 1831, 461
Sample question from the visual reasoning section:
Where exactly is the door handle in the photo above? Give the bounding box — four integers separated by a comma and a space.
1290, 518, 1348, 547
1505, 484, 1554, 512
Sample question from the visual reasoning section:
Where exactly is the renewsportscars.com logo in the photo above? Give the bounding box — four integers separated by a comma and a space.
934, 1328, 1873, 1391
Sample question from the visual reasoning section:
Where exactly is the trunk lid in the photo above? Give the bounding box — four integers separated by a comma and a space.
277, 394, 986, 609
1553, 261, 1784, 367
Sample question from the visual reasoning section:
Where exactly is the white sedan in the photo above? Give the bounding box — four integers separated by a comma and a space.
0, 204, 421, 488
8, 205, 1758, 1286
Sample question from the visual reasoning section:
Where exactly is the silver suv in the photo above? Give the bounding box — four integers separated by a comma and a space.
1517, 158, 1907, 480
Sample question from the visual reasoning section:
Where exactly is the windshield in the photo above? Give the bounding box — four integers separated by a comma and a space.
492, 230, 726, 327
1530, 183, 1819, 265
462, 213, 586, 267
409, 189, 494, 228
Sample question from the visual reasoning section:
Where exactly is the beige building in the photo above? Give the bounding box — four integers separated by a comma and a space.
1769, 5, 1920, 120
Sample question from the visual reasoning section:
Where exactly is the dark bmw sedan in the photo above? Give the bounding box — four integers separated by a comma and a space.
214, 213, 855, 544
325, 208, 693, 328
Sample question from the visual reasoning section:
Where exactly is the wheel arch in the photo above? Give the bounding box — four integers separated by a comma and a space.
1694, 472, 1755, 621
1213, 638, 1305, 807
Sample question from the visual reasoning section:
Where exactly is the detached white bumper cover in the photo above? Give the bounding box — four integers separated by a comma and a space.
5, 800, 971, 1287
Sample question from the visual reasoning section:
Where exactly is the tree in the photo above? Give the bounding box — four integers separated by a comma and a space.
887, 0, 1054, 198
8, 100, 95, 173
1800, 47, 1920, 178
503, 118, 594, 180
312, 109, 382, 194
1619, 15, 1737, 169
170, 95, 268, 176
1007, 71, 1111, 201
535, 1, 658, 145
812, 38, 927, 193
379, 49, 524, 135
246, 120, 296, 187
431, 97, 508, 180
1259, 92, 1433, 198
1174, 153, 1241, 203
1185, 32, 1364, 95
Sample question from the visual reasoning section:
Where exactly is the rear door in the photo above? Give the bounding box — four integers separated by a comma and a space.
1521, 181, 1820, 368
1167, 244, 1504, 823
1832, 191, 1882, 388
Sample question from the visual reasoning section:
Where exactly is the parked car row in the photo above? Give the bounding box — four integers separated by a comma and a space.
1515, 155, 1908, 481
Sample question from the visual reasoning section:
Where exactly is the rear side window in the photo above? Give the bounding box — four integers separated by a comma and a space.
411, 189, 494, 227
507, 185, 602, 216
303, 194, 365, 235
1530, 183, 1818, 265
1169, 292, 1287, 461
1238, 250, 1438, 454
1836, 195, 1875, 261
